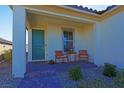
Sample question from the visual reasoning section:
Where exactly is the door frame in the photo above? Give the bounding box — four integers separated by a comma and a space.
31, 28, 46, 62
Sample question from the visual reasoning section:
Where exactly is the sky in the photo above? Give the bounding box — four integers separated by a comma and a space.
83, 5, 108, 11
0, 5, 108, 42
0, 5, 12, 41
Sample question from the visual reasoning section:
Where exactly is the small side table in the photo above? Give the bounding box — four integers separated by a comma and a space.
61, 55, 69, 64
68, 52, 76, 64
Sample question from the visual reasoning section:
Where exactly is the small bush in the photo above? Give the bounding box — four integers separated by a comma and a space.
3, 49, 12, 63
103, 63, 116, 77
0, 54, 4, 62
115, 69, 124, 87
69, 66, 83, 81
49, 60, 55, 64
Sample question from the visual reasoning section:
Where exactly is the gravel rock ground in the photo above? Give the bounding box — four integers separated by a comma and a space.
18, 62, 117, 88
0, 62, 118, 88
0, 62, 22, 88
57, 67, 117, 88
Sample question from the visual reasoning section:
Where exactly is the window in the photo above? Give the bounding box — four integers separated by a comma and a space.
63, 31, 74, 52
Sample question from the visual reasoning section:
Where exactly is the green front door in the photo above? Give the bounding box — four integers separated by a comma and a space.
32, 29, 45, 60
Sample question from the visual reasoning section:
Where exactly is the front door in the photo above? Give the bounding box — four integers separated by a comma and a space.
32, 29, 45, 60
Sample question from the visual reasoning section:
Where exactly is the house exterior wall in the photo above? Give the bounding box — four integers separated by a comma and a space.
28, 20, 95, 62
27, 6, 124, 67
0, 43, 12, 55
95, 11, 124, 68
12, 5, 124, 78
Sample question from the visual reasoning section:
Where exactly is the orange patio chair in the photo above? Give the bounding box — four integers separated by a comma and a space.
78, 50, 89, 63
55, 50, 68, 64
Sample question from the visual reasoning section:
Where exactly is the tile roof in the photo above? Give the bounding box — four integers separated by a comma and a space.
66, 5, 117, 15
0, 38, 12, 45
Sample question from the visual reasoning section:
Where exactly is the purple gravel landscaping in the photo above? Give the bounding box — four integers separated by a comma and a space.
0, 62, 22, 88
0, 62, 119, 88
18, 62, 97, 88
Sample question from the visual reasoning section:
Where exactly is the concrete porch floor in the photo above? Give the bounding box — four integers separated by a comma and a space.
26, 62, 97, 73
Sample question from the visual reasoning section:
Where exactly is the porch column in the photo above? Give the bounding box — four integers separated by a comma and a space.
12, 6, 26, 78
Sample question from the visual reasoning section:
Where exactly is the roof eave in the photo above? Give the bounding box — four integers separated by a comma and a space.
56, 5, 101, 17
8, 5, 13, 10
101, 5, 120, 16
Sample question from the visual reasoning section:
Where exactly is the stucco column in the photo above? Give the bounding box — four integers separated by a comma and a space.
12, 6, 26, 78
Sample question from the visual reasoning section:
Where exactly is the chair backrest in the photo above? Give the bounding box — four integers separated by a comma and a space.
55, 50, 63, 58
79, 50, 87, 55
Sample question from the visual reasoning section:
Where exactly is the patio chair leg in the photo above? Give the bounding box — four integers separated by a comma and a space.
83, 58, 89, 64
67, 58, 69, 63
61, 58, 64, 64
67, 58, 70, 64
78, 57, 80, 62
74, 55, 76, 64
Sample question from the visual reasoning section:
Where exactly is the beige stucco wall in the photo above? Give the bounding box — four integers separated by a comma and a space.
95, 11, 124, 68
28, 14, 95, 62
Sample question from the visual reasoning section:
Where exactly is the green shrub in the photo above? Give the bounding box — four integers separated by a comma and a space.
69, 66, 83, 81
103, 63, 116, 77
92, 79, 105, 88
115, 69, 124, 87
0, 54, 4, 62
3, 49, 12, 63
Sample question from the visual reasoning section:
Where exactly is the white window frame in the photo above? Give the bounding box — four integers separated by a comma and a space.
62, 28, 75, 53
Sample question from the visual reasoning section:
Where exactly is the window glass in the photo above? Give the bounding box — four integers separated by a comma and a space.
63, 31, 74, 52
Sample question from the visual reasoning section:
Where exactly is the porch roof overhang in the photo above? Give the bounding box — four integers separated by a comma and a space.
26, 6, 98, 23
24, 5, 99, 31
10, 5, 124, 31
